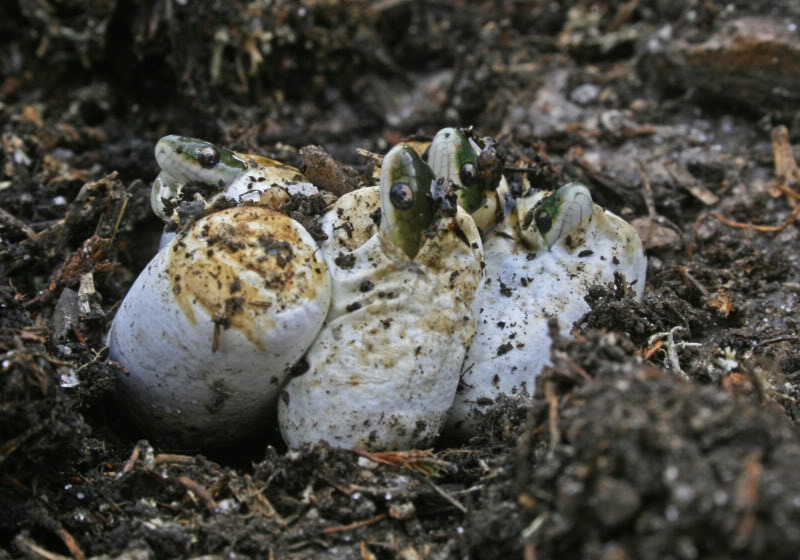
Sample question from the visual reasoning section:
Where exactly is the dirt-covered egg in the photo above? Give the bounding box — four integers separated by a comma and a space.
152, 135, 318, 247
446, 182, 647, 436
108, 205, 331, 447
278, 144, 484, 450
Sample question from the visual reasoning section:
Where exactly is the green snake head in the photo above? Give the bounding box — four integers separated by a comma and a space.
427, 128, 485, 215
155, 135, 248, 188
380, 144, 437, 260
530, 182, 593, 249
152, 135, 249, 220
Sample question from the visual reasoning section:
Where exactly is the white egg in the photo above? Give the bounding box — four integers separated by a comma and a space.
445, 185, 647, 437
108, 205, 331, 447
279, 181, 484, 450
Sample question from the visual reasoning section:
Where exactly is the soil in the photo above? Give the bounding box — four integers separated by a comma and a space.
2, 1, 800, 558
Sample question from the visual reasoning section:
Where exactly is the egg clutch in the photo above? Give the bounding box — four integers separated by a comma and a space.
108, 129, 647, 450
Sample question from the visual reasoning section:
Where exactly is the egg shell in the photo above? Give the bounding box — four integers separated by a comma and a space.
109, 205, 331, 447
446, 191, 646, 437
157, 181, 320, 251
279, 186, 484, 450
214, 158, 317, 205
151, 172, 180, 222
470, 175, 510, 233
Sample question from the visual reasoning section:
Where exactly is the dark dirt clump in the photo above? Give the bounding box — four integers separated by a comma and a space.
279, 193, 331, 242
0, 287, 91, 536
2, 0, 800, 558
520, 331, 800, 559
334, 251, 357, 270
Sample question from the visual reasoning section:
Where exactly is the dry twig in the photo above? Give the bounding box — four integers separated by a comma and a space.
322, 513, 387, 534
121, 444, 140, 474
689, 205, 800, 256
639, 338, 664, 360
177, 475, 218, 512
524, 541, 537, 560
55, 527, 85, 560
355, 148, 384, 164
70, 324, 87, 346
0, 207, 36, 239
426, 479, 467, 513
753, 334, 800, 351
544, 381, 560, 449
14, 535, 71, 560
734, 450, 763, 548
155, 453, 195, 465
353, 448, 451, 477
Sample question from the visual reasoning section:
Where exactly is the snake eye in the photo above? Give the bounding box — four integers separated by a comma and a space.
459, 162, 479, 188
389, 182, 414, 210
535, 209, 552, 234
196, 146, 220, 169
380, 144, 437, 260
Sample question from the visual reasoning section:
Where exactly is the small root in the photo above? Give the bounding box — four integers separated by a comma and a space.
646, 326, 700, 379
688, 205, 800, 257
